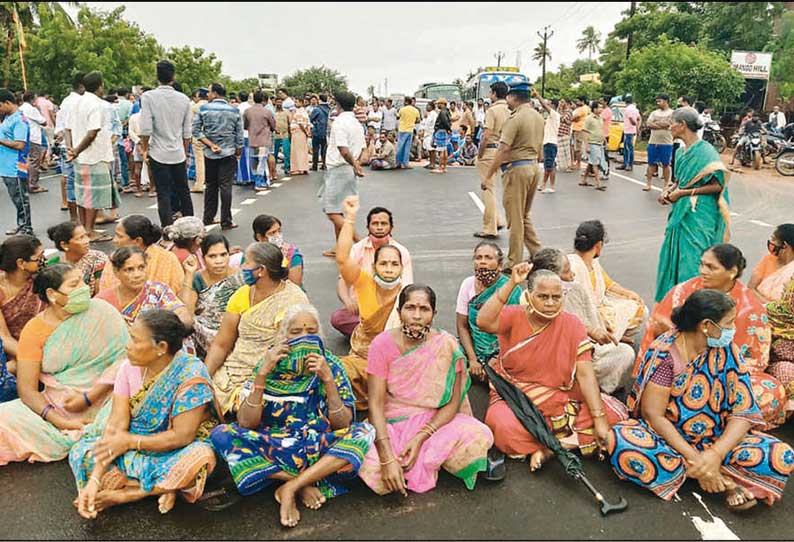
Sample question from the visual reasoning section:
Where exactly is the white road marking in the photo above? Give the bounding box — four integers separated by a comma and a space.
206, 224, 217, 231
232, 208, 241, 216
468, 191, 485, 214
240, 198, 257, 205
147, 203, 158, 209
271, 183, 283, 187
611, 171, 663, 192
688, 492, 740, 540
730, 212, 740, 217
280, 177, 291, 181
257, 190, 271, 196
749, 219, 773, 227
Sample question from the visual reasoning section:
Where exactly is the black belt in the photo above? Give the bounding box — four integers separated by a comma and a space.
486, 143, 499, 149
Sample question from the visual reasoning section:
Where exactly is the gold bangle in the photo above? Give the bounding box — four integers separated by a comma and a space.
375, 436, 390, 443
136, 437, 142, 451
88, 475, 101, 486
379, 457, 396, 466
592, 410, 606, 418
328, 404, 346, 415
244, 395, 264, 408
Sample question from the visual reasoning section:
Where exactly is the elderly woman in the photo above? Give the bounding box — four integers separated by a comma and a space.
47, 222, 109, 297
767, 278, 794, 416
609, 290, 793, 511
748, 223, 794, 304
98, 215, 184, 294
477, 265, 627, 472
205, 242, 308, 415
70, 310, 218, 518
655, 106, 730, 303
456, 242, 521, 382
337, 196, 405, 410
642, 244, 786, 428
0, 264, 128, 464
568, 220, 647, 343
359, 285, 493, 495
162, 216, 206, 268
531, 248, 635, 394
96, 247, 193, 330
211, 304, 374, 528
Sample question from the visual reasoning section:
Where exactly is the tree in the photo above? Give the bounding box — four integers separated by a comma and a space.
599, 35, 628, 96
701, 2, 784, 53
616, 36, 745, 111
165, 46, 222, 96
281, 65, 348, 98
576, 25, 602, 71
532, 41, 551, 63
612, 2, 704, 51
217, 76, 261, 95
768, 11, 794, 102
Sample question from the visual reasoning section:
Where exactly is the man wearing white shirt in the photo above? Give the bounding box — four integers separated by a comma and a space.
770, 106, 787, 132
20, 92, 47, 193
320, 91, 365, 258
66, 71, 119, 242
55, 73, 85, 221
382, 98, 398, 133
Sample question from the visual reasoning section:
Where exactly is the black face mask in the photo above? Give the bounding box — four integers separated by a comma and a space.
401, 323, 430, 342
474, 267, 500, 287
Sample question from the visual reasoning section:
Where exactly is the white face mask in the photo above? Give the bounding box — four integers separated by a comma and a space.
527, 293, 563, 321
373, 273, 401, 290
267, 233, 284, 249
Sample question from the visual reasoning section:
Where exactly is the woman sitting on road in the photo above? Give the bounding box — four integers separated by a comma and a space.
96, 247, 193, 330
336, 196, 405, 410
47, 222, 109, 297
205, 242, 308, 415
767, 277, 794, 417
748, 223, 794, 304
359, 285, 493, 495
609, 289, 793, 511
530, 247, 635, 394
0, 235, 46, 365
211, 304, 374, 528
181, 233, 243, 359
252, 214, 304, 288
0, 264, 128, 464
567, 220, 647, 343
456, 242, 521, 382
98, 215, 184, 294
70, 310, 218, 518
641, 244, 786, 428
162, 216, 206, 268
477, 265, 628, 472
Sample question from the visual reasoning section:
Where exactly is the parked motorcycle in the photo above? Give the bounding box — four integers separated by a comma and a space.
775, 141, 794, 177
732, 130, 763, 170
703, 121, 726, 153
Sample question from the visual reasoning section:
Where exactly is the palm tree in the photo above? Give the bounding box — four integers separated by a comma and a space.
532, 42, 551, 64
576, 25, 602, 72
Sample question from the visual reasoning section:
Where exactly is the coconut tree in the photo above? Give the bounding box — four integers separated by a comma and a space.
533, 41, 552, 96
576, 25, 602, 72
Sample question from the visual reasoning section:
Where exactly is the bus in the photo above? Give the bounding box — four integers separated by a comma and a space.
414, 83, 462, 103
462, 67, 528, 102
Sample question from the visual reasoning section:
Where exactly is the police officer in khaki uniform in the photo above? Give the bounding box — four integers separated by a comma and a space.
482, 81, 544, 270
474, 82, 510, 239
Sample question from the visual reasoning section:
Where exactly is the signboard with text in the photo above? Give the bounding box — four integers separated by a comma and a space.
258, 73, 278, 88
730, 51, 772, 80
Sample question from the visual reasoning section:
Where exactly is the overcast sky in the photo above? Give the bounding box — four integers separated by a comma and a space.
87, 2, 628, 95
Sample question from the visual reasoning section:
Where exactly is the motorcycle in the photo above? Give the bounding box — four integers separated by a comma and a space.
703, 121, 726, 153
732, 130, 763, 170
775, 141, 794, 177
764, 123, 787, 160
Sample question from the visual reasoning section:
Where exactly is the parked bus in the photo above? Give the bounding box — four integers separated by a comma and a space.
462, 67, 528, 102
414, 83, 462, 103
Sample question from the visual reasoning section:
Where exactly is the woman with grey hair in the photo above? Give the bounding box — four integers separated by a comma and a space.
655, 105, 731, 303
162, 216, 206, 268
204, 242, 308, 415
529, 247, 635, 394
210, 303, 375, 528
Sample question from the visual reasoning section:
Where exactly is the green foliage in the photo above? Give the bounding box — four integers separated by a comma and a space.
216, 76, 260, 96
559, 81, 603, 102
532, 41, 551, 63
599, 36, 628, 96
612, 2, 703, 50
768, 11, 794, 102
281, 65, 348, 98
165, 46, 222, 96
616, 36, 745, 111
700, 2, 783, 53
576, 25, 602, 69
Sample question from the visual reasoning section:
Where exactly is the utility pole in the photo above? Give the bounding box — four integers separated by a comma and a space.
384, 77, 388, 98
494, 51, 505, 67
537, 25, 553, 97
625, 0, 637, 61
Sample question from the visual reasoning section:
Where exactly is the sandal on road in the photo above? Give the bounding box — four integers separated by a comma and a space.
196, 487, 242, 512
485, 450, 506, 482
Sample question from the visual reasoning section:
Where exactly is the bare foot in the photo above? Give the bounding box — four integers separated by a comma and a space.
299, 485, 326, 510
274, 484, 300, 528
529, 449, 554, 472
90, 489, 127, 515
158, 491, 177, 514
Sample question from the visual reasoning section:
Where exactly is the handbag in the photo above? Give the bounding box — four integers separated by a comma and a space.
0, 338, 17, 403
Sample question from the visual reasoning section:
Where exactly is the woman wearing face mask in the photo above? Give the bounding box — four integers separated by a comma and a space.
456, 242, 521, 382
336, 196, 405, 410
47, 222, 109, 297
568, 220, 647, 343
477, 265, 628, 473
211, 305, 374, 528
360, 285, 493, 496
608, 289, 793, 511
205, 242, 308, 415
748, 223, 794, 304
251, 214, 304, 288
181, 233, 243, 358
641, 244, 786, 428
70, 310, 218, 519
0, 264, 128, 464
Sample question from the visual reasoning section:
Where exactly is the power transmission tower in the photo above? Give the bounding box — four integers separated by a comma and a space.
626, 1, 637, 60
537, 25, 553, 97
494, 51, 505, 67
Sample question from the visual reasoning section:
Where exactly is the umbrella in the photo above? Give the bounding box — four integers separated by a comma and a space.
481, 361, 628, 516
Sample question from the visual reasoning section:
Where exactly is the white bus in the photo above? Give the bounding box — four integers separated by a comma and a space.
462, 67, 528, 102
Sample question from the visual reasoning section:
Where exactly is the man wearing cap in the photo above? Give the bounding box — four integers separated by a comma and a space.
190, 87, 209, 192
482, 81, 544, 270
474, 82, 510, 239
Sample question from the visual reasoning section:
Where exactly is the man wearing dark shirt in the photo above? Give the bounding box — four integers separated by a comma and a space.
310, 94, 331, 170
430, 98, 452, 173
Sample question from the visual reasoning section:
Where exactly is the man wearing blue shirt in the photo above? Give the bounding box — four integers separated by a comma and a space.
0, 88, 32, 235
310, 94, 331, 171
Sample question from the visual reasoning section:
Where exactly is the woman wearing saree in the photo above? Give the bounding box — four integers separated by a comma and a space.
337, 196, 405, 411
359, 285, 493, 495
640, 244, 786, 428
181, 233, 243, 358
767, 278, 794, 417
748, 224, 794, 304
70, 310, 218, 518
477, 266, 628, 472
251, 214, 304, 288
556, 100, 574, 172
655, 107, 730, 303
98, 215, 185, 294
456, 242, 521, 382
608, 290, 793, 510
96, 247, 193, 330
568, 220, 647, 342
212, 304, 374, 528
47, 222, 109, 297
0, 235, 46, 363
205, 242, 308, 415
0, 264, 128, 465
289, 98, 311, 175
161, 216, 206, 268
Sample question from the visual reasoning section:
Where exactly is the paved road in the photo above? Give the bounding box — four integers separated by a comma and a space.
1, 161, 793, 540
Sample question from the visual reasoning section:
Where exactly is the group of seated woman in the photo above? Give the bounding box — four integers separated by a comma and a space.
0, 204, 792, 525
